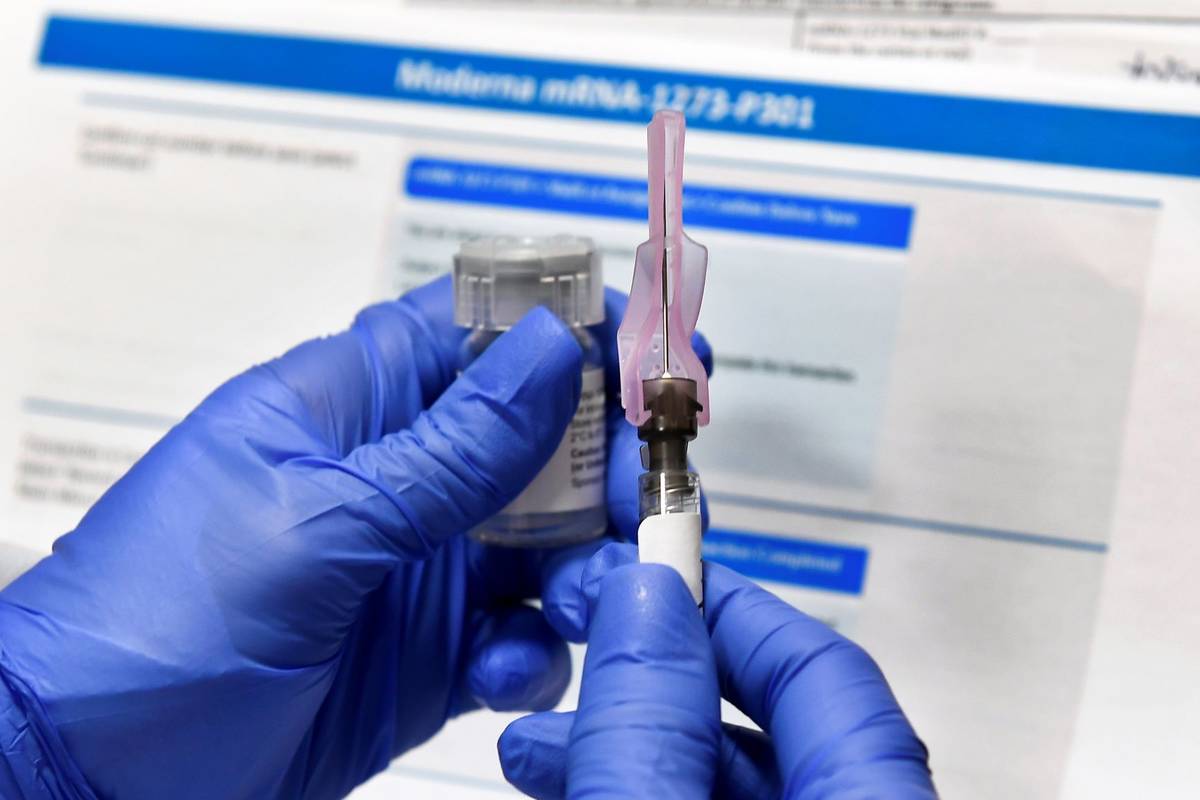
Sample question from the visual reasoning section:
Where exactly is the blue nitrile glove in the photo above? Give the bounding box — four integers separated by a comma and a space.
501, 543, 937, 799
506, 563, 720, 800
0, 277, 707, 800
517, 561, 724, 798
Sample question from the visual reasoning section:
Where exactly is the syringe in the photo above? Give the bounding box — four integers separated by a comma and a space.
617, 110, 710, 608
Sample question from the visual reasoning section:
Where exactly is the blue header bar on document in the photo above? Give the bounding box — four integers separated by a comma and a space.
405, 158, 914, 248
38, 15, 1200, 178
703, 529, 869, 595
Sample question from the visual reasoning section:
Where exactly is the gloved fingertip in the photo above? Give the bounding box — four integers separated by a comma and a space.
468, 610, 571, 713
570, 562, 721, 797
594, 562, 701, 627
504, 306, 584, 407
692, 330, 714, 377
398, 272, 453, 311
461, 304, 584, 416
580, 542, 638, 611
603, 286, 630, 318
540, 538, 611, 642
605, 422, 643, 542
334, 303, 588, 560
499, 712, 572, 800
541, 592, 588, 645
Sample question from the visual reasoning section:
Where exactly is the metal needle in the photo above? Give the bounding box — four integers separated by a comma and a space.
661, 187, 670, 377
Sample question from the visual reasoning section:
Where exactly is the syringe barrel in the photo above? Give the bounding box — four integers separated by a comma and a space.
639, 469, 700, 520
637, 469, 703, 607
636, 376, 705, 607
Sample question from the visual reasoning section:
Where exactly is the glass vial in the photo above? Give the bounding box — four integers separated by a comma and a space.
454, 235, 607, 547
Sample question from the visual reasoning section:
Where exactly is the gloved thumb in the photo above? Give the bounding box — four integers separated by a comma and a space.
197, 306, 582, 668
306, 305, 583, 562
561, 563, 721, 798
500, 712, 779, 800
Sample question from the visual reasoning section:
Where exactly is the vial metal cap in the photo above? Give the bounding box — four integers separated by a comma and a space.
454, 235, 605, 330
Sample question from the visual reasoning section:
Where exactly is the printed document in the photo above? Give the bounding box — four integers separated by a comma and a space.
413, 0, 1200, 86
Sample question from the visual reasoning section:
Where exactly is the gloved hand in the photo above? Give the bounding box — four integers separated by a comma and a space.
502, 543, 938, 799
509, 558, 724, 799
0, 277, 695, 800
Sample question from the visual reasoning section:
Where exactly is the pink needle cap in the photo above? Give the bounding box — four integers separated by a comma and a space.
617, 110, 711, 427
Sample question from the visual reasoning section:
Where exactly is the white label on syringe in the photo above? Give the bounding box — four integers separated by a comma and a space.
504, 367, 605, 515
638, 512, 703, 606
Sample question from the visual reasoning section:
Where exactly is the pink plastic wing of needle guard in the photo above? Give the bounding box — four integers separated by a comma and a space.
617, 110, 710, 427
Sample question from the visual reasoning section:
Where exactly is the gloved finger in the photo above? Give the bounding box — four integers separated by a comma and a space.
465, 536, 618, 650
500, 713, 779, 800
542, 540, 637, 642
579, 540, 638, 606
262, 275, 463, 455
465, 542, 546, 607
538, 537, 614, 643
564, 545, 931, 796
704, 561, 935, 797
303, 306, 583, 562
568, 563, 721, 798
695, 329, 714, 377
463, 536, 616, 645
603, 411, 643, 541
579, 545, 893, 739
499, 710, 571, 799
465, 532, 615, 612
721, 723, 782, 800
465, 605, 571, 713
